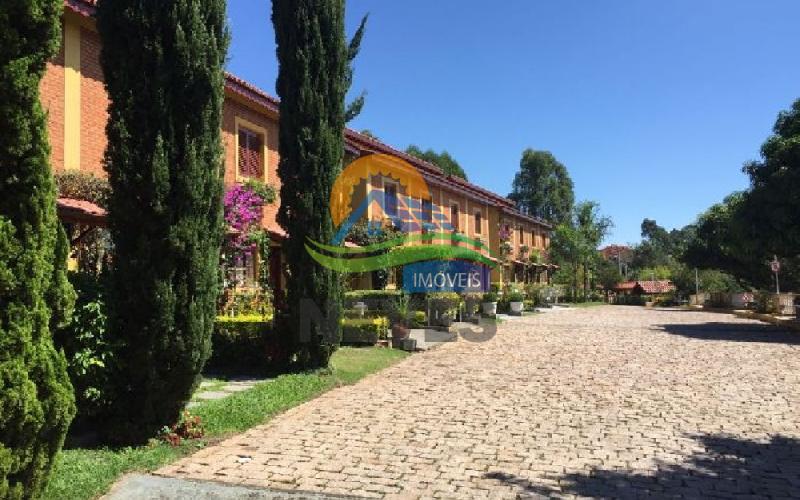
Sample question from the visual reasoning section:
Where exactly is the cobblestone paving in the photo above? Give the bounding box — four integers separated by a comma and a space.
159, 307, 800, 498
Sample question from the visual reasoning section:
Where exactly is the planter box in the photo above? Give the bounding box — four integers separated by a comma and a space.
509, 301, 524, 315
482, 302, 497, 315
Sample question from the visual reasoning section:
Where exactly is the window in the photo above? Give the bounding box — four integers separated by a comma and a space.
474, 211, 482, 234
518, 227, 524, 245
238, 127, 264, 179
421, 198, 433, 223
450, 204, 460, 230
384, 182, 398, 217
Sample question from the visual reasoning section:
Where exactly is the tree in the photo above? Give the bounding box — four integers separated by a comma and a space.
682, 193, 773, 288
574, 201, 613, 300
596, 259, 623, 301
97, 0, 228, 443
508, 149, 574, 225
344, 14, 368, 122
0, 0, 76, 496
550, 201, 612, 301
405, 145, 468, 180
273, 0, 347, 367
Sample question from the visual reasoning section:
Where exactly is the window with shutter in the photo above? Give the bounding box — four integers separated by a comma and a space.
238, 127, 263, 179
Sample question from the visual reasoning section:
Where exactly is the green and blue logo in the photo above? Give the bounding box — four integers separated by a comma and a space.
305, 153, 497, 291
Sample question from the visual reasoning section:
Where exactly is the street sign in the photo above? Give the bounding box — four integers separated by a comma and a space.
770, 256, 781, 294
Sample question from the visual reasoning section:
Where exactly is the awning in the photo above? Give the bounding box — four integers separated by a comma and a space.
57, 197, 107, 227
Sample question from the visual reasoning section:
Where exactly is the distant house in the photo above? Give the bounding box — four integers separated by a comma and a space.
599, 245, 633, 262
614, 280, 676, 296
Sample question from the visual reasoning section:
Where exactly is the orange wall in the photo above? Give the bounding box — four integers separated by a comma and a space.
40, 14, 282, 232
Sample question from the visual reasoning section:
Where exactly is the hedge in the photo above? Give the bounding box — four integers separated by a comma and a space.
207, 316, 293, 373
341, 317, 389, 345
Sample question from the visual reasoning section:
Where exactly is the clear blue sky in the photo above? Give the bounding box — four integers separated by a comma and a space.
226, 1, 800, 245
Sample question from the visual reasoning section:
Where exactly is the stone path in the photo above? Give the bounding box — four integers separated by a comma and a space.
188, 377, 267, 408
158, 307, 800, 498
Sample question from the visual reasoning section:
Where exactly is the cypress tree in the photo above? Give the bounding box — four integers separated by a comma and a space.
272, 0, 348, 367
97, 0, 228, 443
0, 0, 77, 497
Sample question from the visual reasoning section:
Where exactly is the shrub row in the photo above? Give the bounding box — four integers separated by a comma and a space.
341, 317, 389, 345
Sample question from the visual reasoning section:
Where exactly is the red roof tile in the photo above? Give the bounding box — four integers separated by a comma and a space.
57, 197, 107, 226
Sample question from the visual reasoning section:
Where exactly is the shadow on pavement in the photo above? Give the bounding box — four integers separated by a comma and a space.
654, 321, 800, 344
485, 434, 800, 498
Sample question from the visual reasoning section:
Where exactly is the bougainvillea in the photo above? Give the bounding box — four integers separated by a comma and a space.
224, 183, 266, 252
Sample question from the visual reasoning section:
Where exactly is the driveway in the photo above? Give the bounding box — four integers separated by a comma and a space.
157, 307, 800, 498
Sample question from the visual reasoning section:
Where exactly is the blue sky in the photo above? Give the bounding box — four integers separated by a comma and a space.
226, 1, 800, 245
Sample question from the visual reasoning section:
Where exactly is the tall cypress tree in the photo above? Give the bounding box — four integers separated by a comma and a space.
0, 0, 76, 496
97, 0, 228, 443
273, 0, 347, 367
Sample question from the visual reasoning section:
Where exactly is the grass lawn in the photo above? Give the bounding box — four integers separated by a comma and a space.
565, 301, 608, 308
44, 347, 408, 500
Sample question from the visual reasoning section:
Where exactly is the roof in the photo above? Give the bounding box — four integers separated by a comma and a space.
62, 0, 552, 231
614, 280, 676, 294
599, 244, 633, 260
57, 197, 107, 226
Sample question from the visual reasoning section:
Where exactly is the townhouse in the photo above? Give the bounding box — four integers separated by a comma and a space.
47, 0, 553, 295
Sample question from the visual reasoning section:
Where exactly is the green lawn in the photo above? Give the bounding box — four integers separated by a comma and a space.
44, 347, 408, 500
564, 301, 608, 308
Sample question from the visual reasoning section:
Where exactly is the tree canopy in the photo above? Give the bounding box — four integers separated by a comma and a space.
508, 149, 575, 225
0, 0, 76, 494
273, 0, 347, 367
97, 0, 229, 444
681, 98, 800, 291
405, 145, 468, 180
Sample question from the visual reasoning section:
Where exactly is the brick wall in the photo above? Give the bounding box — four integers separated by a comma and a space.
79, 27, 108, 176
40, 28, 65, 171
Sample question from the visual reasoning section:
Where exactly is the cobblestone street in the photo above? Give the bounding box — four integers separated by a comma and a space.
158, 307, 800, 498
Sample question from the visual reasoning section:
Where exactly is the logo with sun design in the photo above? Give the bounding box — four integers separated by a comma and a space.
305, 154, 496, 291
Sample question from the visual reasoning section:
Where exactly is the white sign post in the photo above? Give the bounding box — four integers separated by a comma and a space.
770, 256, 781, 295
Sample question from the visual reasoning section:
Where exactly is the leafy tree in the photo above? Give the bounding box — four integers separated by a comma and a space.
682, 193, 774, 289
682, 99, 800, 292
550, 201, 612, 301
574, 201, 613, 299
405, 145, 468, 180
273, 0, 347, 367
97, 0, 228, 443
508, 149, 574, 225
596, 259, 623, 300
0, 0, 76, 495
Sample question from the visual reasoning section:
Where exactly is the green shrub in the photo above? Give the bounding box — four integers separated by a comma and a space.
54, 273, 113, 427
482, 291, 498, 303
342, 308, 385, 319
507, 291, 524, 302
344, 290, 401, 312
341, 317, 388, 345
754, 291, 779, 314
207, 317, 294, 374
410, 310, 427, 328
615, 295, 646, 306
0, 1, 76, 495
54, 171, 110, 207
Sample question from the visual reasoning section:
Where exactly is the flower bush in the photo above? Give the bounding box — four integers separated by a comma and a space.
158, 410, 204, 446
223, 181, 274, 251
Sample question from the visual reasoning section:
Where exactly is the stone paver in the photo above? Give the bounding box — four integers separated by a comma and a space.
159, 307, 800, 498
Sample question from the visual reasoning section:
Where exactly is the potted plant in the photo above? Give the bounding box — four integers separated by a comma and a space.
507, 290, 524, 314
482, 291, 498, 315
391, 293, 411, 348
